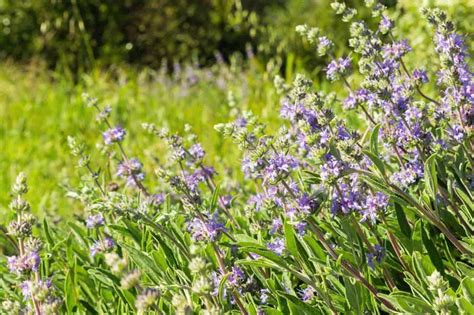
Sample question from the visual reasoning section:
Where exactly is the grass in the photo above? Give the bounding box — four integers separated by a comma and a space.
0, 61, 283, 219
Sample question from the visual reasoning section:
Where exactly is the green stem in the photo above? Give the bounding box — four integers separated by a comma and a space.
307, 218, 396, 311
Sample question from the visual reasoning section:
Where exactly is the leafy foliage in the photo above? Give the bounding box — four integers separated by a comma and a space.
0, 1, 473, 314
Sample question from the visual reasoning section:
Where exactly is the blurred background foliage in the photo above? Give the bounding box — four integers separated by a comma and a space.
2, 0, 471, 75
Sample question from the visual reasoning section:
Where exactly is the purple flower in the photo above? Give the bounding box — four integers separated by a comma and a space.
326, 57, 352, 81
462, 81, 473, 105
184, 172, 203, 192
242, 156, 265, 178
405, 106, 422, 122
96, 106, 111, 122
382, 40, 411, 59
413, 69, 428, 84
103, 126, 126, 145
267, 238, 285, 256
86, 213, 104, 229
379, 15, 393, 34
280, 101, 312, 123
90, 237, 114, 257
318, 36, 332, 48
269, 218, 283, 235
210, 271, 223, 297
360, 192, 388, 223
264, 153, 298, 182
390, 162, 423, 188
297, 194, 316, 214
337, 125, 352, 141
332, 190, 362, 215
189, 143, 205, 160
198, 166, 216, 179
448, 125, 465, 143
260, 289, 270, 304
434, 33, 466, 56
343, 94, 357, 109
235, 117, 248, 128
320, 155, 343, 182
248, 193, 265, 212
317, 36, 333, 56
7, 251, 40, 274
19, 280, 33, 299
221, 195, 233, 209
187, 214, 226, 242
228, 266, 245, 287
117, 158, 145, 187
19, 279, 52, 300
299, 286, 315, 302
295, 221, 307, 236
319, 127, 331, 145
367, 245, 385, 269
148, 193, 165, 206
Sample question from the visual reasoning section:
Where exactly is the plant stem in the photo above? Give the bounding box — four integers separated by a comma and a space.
389, 184, 472, 255
307, 218, 396, 311
212, 243, 248, 315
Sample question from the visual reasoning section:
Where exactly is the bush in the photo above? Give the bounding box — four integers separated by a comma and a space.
0, 1, 473, 314
0, 0, 266, 71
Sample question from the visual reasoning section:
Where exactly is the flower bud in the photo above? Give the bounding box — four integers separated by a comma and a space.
1, 300, 21, 313
12, 172, 28, 195
104, 253, 127, 275
192, 276, 211, 295
189, 257, 206, 274
25, 238, 43, 252
121, 270, 141, 290
8, 220, 32, 239
135, 289, 160, 315
427, 271, 447, 292
171, 294, 189, 313
9, 196, 31, 212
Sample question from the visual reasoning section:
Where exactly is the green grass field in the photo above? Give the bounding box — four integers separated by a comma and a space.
0, 62, 284, 219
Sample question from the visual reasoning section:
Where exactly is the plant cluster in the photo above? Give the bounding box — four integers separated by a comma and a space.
1, 1, 473, 314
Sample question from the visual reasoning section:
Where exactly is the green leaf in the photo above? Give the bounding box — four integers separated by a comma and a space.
394, 202, 412, 238
303, 235, 326, 260
236, 259, 280, 269
114, 285, 136, 310
277, 292, 317, 314
424, 154, 438, 198
379, 292, 432, 313
108, 224, 141, 245
344, 277, 363, 313
455, 187, 474, 211
363, 150, 386, 177
239, 247, 289, 269
461, 277, 474, 303
121, 243, 163, 284
87, 267, 120, 287
284, 222, 298, 258
421, 224, 445, 274
210, 184, 220, 210
458, 297, 474, 314
457, 262, 474, 278
42, 218, 55, 247
65, 259, 77, 314
218, 272, 231, 304
370, 123, 381, 156
360, 175, 391, 196
234, 234, 264, 248
67, 222, 88, 246
122, 219, 143, 244
79, 300, 98, 314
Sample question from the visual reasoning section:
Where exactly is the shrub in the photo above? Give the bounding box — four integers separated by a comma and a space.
0, 0, 265, 71
1, 1, 473, 314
